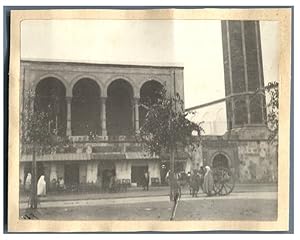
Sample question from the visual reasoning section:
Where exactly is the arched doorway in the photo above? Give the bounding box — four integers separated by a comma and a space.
107, 79, 134, 136
72, 78, 101, 136
35, 77, 67, 136
212, 153, 230, 169
139, 80, 163, 128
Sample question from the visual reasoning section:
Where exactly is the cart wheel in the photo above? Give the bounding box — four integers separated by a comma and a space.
212, 180, 223, 195
212, 168, 223, 195
218, 167, 235, 196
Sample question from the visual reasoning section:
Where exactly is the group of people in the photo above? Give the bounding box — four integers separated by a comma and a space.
24, 173, 47, 197
165, 166, 214, 197
51, 177, 66, 191
188, 166, 214, 197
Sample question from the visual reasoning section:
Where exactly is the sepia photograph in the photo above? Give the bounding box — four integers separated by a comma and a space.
7, 8, 292, 232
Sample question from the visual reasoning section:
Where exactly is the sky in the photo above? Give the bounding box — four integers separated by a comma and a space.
21, 20, 279, 134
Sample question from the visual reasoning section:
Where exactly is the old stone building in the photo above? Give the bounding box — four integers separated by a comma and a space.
20, 61, 185, 189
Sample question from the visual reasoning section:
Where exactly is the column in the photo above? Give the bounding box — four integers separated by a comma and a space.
134, 97, 140, 134
20, 164, 25, 185
131, 99, 135, 130
66, 97, 72, 136
100, 97, 107, 136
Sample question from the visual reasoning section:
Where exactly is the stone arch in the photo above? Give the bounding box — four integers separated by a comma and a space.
33, 73, 69, 95
210, 151, 232, 169
106, 78, 135, 136
34, 77, 67, 136
71, 78, 101, 136
105, 75, 138, 98
70, 74, 103, 97
138, 77, 165, 92
139, 80, 164, 128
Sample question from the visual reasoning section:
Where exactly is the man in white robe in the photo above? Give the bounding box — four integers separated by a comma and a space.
37, 175, 46, 196
203, 166, 214, 196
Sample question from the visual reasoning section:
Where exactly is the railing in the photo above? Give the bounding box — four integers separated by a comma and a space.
21, 140, 143, 155
69, 135, 138, 142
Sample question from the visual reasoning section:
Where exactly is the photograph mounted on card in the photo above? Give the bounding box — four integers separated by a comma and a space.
8, 8, 292, 232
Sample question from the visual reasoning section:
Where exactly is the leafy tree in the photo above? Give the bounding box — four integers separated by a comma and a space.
139, 88, 203, 201
21, 89, 66, 208
265, 81, 279, 142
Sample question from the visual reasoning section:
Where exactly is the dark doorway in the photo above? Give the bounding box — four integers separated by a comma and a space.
160, 162, 169, 185
35, 77, 67, 136
72, 78, 101, 136
107, 79, 134, 136
212, 153, 230, 169
64, 164, 79, 186
102, 169, 115, 191
131, 165, 148, 186
139, 80, 163, 128
97, 162, 115, 191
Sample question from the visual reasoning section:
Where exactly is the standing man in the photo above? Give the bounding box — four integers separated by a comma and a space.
144, 171, 150, 191
170, 173, 181, 220
203, 166, 214, 196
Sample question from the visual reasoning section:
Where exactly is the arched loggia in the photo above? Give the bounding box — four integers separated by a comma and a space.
71, 78, 101, 136
107, 79, 134, 136
139, 80, 163, 128
34, 77, 67, 136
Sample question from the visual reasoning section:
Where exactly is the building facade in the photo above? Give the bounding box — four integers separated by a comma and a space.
20, 61, 185, 189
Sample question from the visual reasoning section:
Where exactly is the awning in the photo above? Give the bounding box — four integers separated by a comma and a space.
21, 153, 91, 162
20, 152, 160, 162
125, 152, 159, 160
92, 153, 126, 160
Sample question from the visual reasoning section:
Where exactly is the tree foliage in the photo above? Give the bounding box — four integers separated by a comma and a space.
139, 88, 203, 156
265, 81, 279, 142
21, 89, 67, 153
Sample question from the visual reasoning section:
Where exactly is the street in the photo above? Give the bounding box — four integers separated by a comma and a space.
20, 184, 277, 221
